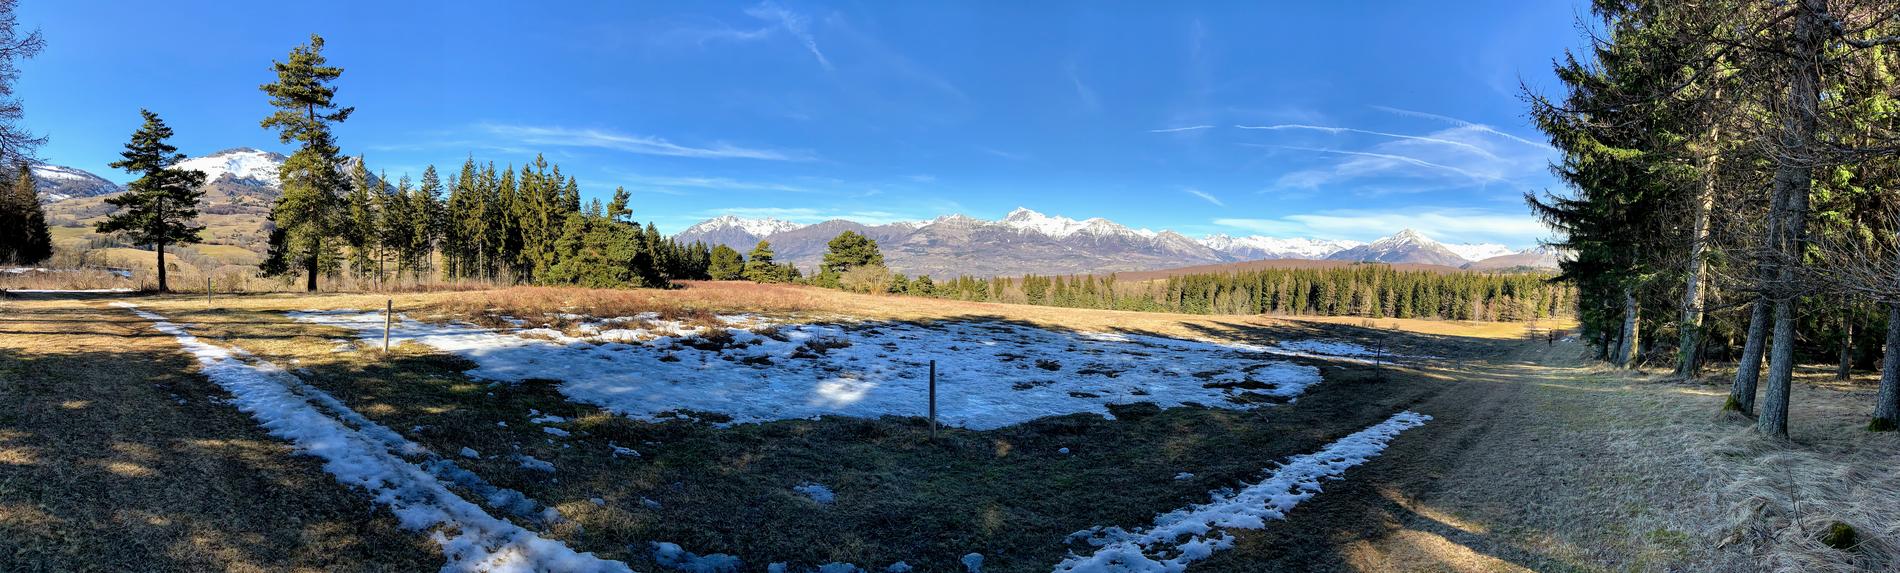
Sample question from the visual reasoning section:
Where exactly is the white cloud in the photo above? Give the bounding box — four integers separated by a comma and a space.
1067, 63, 1101, 112
745, 2, 832, 70
1183, 188, 1225, 207
1369, 105, 1553, 151
1216, 207, 1550, 247
1235, 124, 1499, 160
481, 124, 808, 161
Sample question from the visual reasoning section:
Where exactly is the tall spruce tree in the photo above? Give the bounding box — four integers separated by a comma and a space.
258, 34, 352, 292
97, 110, 206, 292
0, 162, 48, 264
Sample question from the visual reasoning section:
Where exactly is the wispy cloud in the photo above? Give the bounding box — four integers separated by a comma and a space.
976, 146, 1029, 161
1369, 105, 1552, 151
1235, 124, 1499, 159
481, 124, 809, 161
1215, 207, 1549, 246
745, 2, 832, 70
1183, 187, 1225, 207
1067, 63, 1101, 113
653, 2, 831, 71
1149, 125, 1215, 133
1254, 145, 1503, 183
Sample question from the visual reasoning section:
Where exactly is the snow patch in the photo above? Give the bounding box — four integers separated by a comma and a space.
112, 302, 629, 572
1054, 411, 1431, 572
290, 311, 1333, 430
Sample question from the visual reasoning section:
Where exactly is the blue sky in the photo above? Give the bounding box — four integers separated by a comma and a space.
18, 1, 1591, 247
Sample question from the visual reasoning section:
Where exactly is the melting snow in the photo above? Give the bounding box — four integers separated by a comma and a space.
289, 311, 1348, 430
794, 482, 835, 504
112, 302, 629, 572
1054, 411, 1431, 572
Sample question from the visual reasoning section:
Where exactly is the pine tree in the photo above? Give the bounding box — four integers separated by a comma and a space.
744, 240, 783, 283
413, 165, 444, 277
344, 158, 378, 281
258, 34, 352, 292
820, 231, 884, 277
96, 110, 205, 291
0, 162, 49, 264
708, 245, 745, 280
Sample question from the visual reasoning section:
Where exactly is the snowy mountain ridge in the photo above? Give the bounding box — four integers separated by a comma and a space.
174, 148, 286, 186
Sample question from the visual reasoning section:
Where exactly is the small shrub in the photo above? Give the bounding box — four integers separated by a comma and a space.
1821, 522, 1858, 550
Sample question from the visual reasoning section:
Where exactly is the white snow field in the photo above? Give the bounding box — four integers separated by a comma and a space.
114, 303, 632, 573
288, 310, 1360, 430
1053, 411, 1432, 572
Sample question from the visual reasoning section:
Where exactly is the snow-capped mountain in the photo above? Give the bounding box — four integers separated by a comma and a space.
176, 147, 286, 186
1326, 229, 1472, 267
996, 207, 1159, 239
29, 164, 120, 203
683, 215, 806, 238
676, 211, 1551, 277
1198, 234, 1362, 260
1466, 246, 1568, 271
1443, 242, 1514, 262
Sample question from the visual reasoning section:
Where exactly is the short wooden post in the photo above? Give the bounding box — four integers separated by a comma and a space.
928, 360, 938, 439
205, 277, 212, 306
383, 299, 394, 353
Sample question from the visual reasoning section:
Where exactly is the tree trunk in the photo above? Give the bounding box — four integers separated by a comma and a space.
305, 238, 320, 293
1875, 305, 1900, 431
156, 241, 167, 293
1616, 285, 1641, 368
1756, 0, 1826, 440
1836, 313, 1855, 380
155, 194, 168, 293
1730, 301, 1770, 413
1677, 124, 1718, 379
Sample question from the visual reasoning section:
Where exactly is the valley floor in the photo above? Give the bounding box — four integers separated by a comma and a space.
0, 283, 1892, 572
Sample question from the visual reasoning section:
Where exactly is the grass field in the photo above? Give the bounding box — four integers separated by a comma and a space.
1, 283, 1891, 572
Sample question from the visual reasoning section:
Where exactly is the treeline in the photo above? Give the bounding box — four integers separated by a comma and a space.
79, 34, 716, 292
1528, 0, 1900, 433
726, 231, 1569, 321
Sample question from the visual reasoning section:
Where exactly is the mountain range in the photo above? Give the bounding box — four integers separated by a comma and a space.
678, 208, 1561, 277
31, 150, 1562, 277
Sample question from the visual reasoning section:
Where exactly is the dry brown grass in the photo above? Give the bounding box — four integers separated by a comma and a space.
1525, 352, 1900, 572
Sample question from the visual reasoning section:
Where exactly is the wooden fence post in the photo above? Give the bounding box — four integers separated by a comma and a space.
928, 360, 938, 439
383, 299, 393, 354
205, 277, 212, 306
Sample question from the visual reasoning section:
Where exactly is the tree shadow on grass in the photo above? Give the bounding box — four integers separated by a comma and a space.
0, 310, 438, 573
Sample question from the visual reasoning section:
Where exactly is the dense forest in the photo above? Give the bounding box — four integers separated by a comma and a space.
1529, 0, 1900, 434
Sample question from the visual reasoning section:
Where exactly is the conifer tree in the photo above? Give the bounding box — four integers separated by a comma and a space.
344, 158, 378, 280
97, 110, 205, 291
708, 245, 745, 280
0, 162, 49, 264
258, 34, 352, 292
744, 240, 784, 283
413, 165, 443, 275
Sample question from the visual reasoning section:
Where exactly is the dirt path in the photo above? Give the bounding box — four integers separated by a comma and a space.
0, 296, 437, 572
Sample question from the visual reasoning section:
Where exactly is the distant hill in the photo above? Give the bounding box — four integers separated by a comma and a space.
40, 148, 289, 269
29, 164, 120, 203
